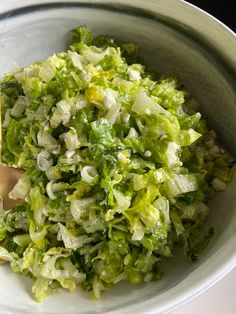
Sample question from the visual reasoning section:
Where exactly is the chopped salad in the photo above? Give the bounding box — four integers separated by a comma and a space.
0, 26, 233, 301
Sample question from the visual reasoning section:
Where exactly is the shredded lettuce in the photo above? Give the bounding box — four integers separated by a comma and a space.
0, 26, 234, 302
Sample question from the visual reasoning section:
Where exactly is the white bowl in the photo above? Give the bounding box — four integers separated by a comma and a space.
0, 1, 235, 313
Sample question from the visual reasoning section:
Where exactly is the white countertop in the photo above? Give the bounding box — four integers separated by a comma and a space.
171, 266, 236, 314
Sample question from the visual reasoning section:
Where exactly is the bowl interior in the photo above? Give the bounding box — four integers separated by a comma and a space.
0, 2, 236, 314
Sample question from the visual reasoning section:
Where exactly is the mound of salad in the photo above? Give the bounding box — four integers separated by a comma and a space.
0, 26, 233, 302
